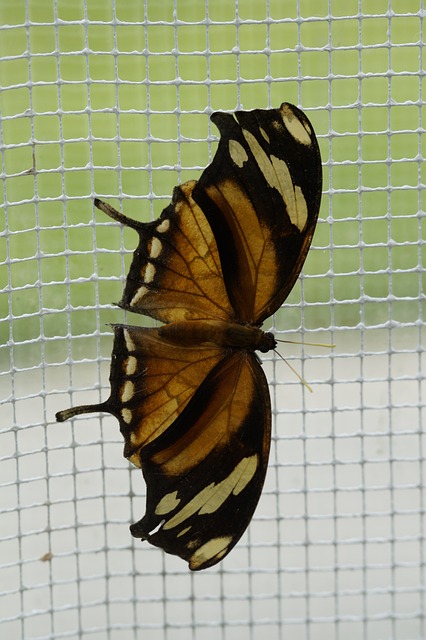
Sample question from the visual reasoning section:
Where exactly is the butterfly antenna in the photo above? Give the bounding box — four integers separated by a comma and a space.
275, 338, 336, 348
273, 349, 313, 393
273, 339, 335, 393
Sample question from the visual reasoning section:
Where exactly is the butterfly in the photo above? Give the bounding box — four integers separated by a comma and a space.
56, 103, 322, 570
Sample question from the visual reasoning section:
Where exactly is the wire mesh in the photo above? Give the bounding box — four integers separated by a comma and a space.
1, 1, 425, 639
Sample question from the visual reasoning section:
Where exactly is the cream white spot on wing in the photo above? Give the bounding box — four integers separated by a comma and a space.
149, 236, 162, 259
163, 455, 258, 530
130, 285, 149, 306
232, 454, 258, 495
293, 184, 308, 230
259, 127, 269, 143
198, 455, 258, 513
144, 262, 156, 284
280, 103, 312, 146
125, 355, 137, 376
149, 520, 165, 536
155, 491, 181, 515
242, 128, 303, 216
156, 219, 170, 233
188, 536, 233, 571
121, 380, 134, 403
270, 156, 308, 231
121, 408, 132, 424
242, 128, 275, 181
229, 139, 249, 167
241, 127, 308, 229
123, 329, 136, 352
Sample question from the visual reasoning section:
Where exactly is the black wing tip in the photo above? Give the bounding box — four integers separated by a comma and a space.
209, 110, 239, 134
210, 102, 315, 133
129, 518, 234, 571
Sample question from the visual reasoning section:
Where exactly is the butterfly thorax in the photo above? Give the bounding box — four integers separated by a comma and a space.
158, 320, 276, 354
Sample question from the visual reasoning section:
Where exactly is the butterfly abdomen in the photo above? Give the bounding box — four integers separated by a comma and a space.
158, 319, 276, 353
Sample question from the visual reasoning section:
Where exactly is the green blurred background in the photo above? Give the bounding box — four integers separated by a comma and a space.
1, 0, 424, 372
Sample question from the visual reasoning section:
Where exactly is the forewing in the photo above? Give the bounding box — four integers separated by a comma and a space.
99, 182, 235, 324
193, 102, 322, 324
130, 351, 271, 571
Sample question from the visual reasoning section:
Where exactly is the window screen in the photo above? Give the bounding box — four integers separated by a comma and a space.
1, 1, 425, 639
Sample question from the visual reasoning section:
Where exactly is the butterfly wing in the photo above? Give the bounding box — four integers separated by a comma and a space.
95, 180, 235, 325
193, 102, 322, 323
98, 102, 321, 327
101, 325, 226, 467
103, 325, 271, 571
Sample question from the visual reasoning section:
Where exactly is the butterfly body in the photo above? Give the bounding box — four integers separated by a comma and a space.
57, 102, 322, 570
158, 319, 276, 352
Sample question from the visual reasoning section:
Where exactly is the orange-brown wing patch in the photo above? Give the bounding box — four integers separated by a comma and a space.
103, 324, 226, 467
144, 348, 269, 475
97, 182, 235, 325
130, 350, 272, 571
199, 178, 276, 321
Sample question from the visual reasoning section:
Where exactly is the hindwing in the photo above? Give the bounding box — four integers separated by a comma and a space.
95, 180, 235, 324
